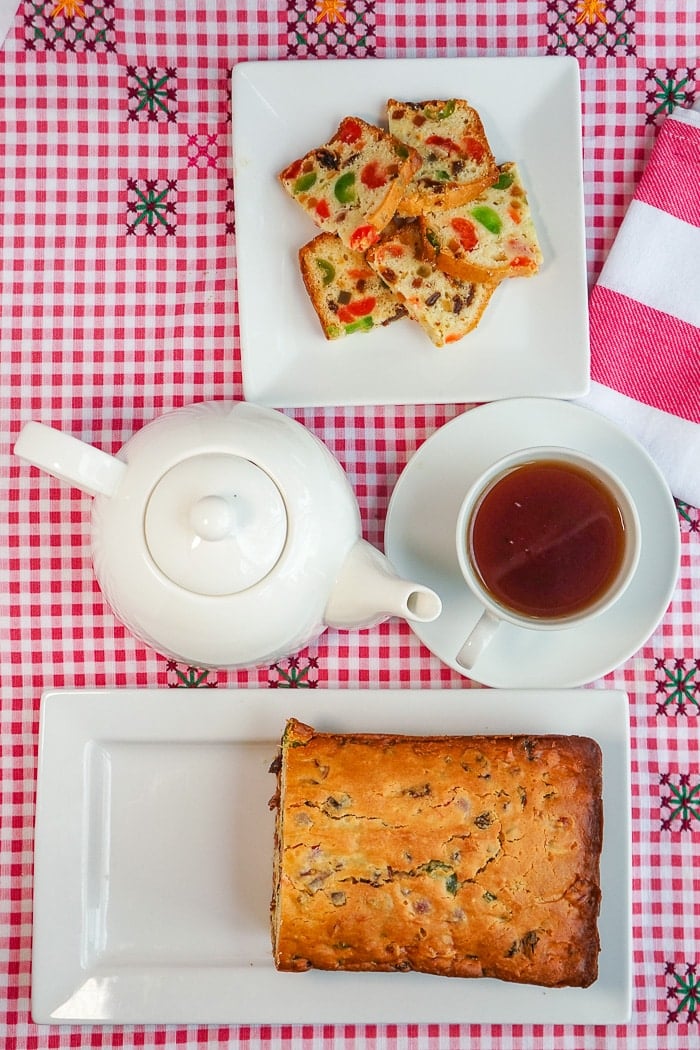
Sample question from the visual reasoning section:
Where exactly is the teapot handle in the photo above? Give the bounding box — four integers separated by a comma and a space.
14, 422, 127, 498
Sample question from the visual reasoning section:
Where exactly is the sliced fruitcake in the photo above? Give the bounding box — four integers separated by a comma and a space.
366, 220, 497, 347
279, 117, 421, 252
421, 162, 543, 283
387, 98, 498, 216
299, 232, 407, 340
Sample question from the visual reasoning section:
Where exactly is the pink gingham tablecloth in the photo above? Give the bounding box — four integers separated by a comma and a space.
1, 2, 700, 1048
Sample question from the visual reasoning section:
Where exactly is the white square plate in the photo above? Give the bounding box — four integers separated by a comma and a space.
32, 688, 630, 1024
232, 57, 589, 407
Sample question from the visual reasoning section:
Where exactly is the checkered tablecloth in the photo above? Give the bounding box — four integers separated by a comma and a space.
1, 1, 699, 1047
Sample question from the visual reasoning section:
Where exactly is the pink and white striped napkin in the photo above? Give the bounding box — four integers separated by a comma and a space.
578, 103, 700, 508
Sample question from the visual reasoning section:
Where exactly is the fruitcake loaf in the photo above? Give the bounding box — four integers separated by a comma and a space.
270, 719, 603, 987
278, 116, 421, 252
422, 162, 543, 282
387, 98, 498, 216
299, 232, 407, 339
366, 220, 497, 346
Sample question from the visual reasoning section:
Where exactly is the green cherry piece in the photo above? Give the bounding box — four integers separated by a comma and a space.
334, 171, 356, 204
293, 171, 317, 194
344, 315, 374, 334
445, 872, 459, 896
425, 226, 440, 250
316, 259, 335, 285
471, 205, 502, 235
492, 170, 515, 190
425, 99, 456, 121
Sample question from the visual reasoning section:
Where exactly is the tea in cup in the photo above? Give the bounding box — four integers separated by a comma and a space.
455, 446, 641, 670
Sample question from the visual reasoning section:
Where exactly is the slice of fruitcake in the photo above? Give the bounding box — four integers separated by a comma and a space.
366, 220, 497, 347
421, 162, 543, 283
387, 98, 498, 216
279, 117, 421, 252
299, 233, 407, 340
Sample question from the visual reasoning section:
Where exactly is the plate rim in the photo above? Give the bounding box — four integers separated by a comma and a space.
232, 54, 589, 408
32, 686, 632, 1025
384, 397, 681, 687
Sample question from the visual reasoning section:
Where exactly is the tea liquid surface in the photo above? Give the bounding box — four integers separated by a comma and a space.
468, 460, 627, 619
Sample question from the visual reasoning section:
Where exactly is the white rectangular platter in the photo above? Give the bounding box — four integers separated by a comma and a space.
32, 688, 630, 1024
232, 56, 589, 407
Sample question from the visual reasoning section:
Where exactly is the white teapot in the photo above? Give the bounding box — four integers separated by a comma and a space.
14, 400, 441, 668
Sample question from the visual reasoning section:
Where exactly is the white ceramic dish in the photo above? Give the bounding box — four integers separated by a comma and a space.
232, 56, 589, 407
32, 687, 631, 1025
385, 397, 681, 687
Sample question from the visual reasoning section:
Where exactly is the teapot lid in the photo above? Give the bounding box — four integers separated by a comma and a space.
144, 453, 287, 596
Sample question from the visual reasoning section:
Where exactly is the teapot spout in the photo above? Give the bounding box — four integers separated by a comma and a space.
325, 539, 442, 630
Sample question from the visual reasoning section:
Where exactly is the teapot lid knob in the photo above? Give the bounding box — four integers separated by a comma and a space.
189, 495, 237, 542
144, 453, 287, 596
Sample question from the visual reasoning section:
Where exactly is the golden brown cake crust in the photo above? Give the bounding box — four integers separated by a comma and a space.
387, 98, 499, 216
270, 719, 602, 987
366, 220, 497, 346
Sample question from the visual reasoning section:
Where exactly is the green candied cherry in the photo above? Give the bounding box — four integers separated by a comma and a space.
438, 99, 456, 119
293, 171, 317, 194
334, 171, 356, 204
423, 859, 459, 895
492, 170, 515, 190
424, 226, 440, 250
426, 99, 456, 121
315, 259, 335, 286
445, 872, 459, 896
344, 315, 373, 335
471, 205, 502, 235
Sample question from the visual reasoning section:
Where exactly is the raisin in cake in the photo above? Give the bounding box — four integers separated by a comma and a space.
366, 221, 496, 346
422, 162, 543, 282
387, 98, 498, 216
299, 232, 407, 339
270, 719, 603, 987
279, 116, 421, 252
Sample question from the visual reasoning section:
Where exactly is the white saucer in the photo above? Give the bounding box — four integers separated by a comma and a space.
384, 398, 680, 687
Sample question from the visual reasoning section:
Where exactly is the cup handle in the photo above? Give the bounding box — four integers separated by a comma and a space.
456, 610, 501, 670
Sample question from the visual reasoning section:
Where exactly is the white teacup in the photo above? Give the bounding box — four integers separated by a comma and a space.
454, 446, 641, 670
